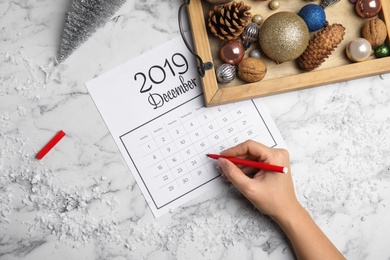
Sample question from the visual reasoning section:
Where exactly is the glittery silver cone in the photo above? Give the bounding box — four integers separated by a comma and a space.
59, 0, 127, 62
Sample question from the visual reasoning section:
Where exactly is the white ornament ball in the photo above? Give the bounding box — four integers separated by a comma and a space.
346, 38, 372, 62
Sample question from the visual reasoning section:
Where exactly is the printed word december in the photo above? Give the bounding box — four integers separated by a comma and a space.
148, 76, 197, 109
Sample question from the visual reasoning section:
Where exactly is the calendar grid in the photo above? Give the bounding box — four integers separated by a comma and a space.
120, 96, 278, 210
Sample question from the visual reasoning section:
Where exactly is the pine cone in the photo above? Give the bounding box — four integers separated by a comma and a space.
297, 23, 346, 71
208, 1, 251, 41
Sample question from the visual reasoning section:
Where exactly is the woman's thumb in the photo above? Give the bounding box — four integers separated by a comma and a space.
218, 158, 250, 191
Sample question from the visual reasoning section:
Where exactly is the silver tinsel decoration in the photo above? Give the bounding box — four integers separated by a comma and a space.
216, 64, 236, 83
59, 0, 127, 62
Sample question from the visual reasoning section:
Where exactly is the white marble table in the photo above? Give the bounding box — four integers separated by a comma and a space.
1, 0, 390, 259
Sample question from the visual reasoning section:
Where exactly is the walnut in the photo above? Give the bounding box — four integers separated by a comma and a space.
361, 18, 388, 49
237, 57, 267, 83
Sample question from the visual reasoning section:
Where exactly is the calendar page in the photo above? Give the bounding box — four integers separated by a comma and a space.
86, 35, 286, 218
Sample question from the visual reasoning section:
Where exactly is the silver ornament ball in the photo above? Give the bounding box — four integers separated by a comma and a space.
242, 23, 259, 42
249, 49, 262, 59
216, 63, 236, 83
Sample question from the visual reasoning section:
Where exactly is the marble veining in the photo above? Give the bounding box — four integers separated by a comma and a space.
1, 0, 390, 259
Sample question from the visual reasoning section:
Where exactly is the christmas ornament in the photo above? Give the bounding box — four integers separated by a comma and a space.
220, 39, 245, 64
361, 18, 387, 49
269, 0, 280, 10
242, 23, 259, 42
208, 1, 252, 41
259, 12, 310, 63
356, 0, 382, 18
252, 14, 264, 26
298, 4, 326, 32
320, 0, 340, 8
237, 57, 267, 83
375, 45, 390, 58
216, 63, 236, 83
249, 49, 262, 59
241, 22, 259, 49
297, 23, 345, 71
59, 0, 126, 62
346, 38, 372, 62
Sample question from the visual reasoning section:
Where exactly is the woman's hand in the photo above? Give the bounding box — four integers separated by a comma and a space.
217, 140, 300, 220
218, 140, 345, 260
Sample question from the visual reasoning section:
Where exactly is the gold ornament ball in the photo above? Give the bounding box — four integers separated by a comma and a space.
269, 0, 280, 10
252, 14, 264, 26
259, 12, 310, 63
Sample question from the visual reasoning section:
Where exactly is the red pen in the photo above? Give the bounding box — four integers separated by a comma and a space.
36, 130, 66, 160
206, 153, 288, 174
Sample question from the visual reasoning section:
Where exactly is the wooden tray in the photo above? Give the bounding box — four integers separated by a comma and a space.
187, 0, 390, 106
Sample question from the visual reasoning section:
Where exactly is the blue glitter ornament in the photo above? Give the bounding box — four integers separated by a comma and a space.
298, 4, 326, 32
